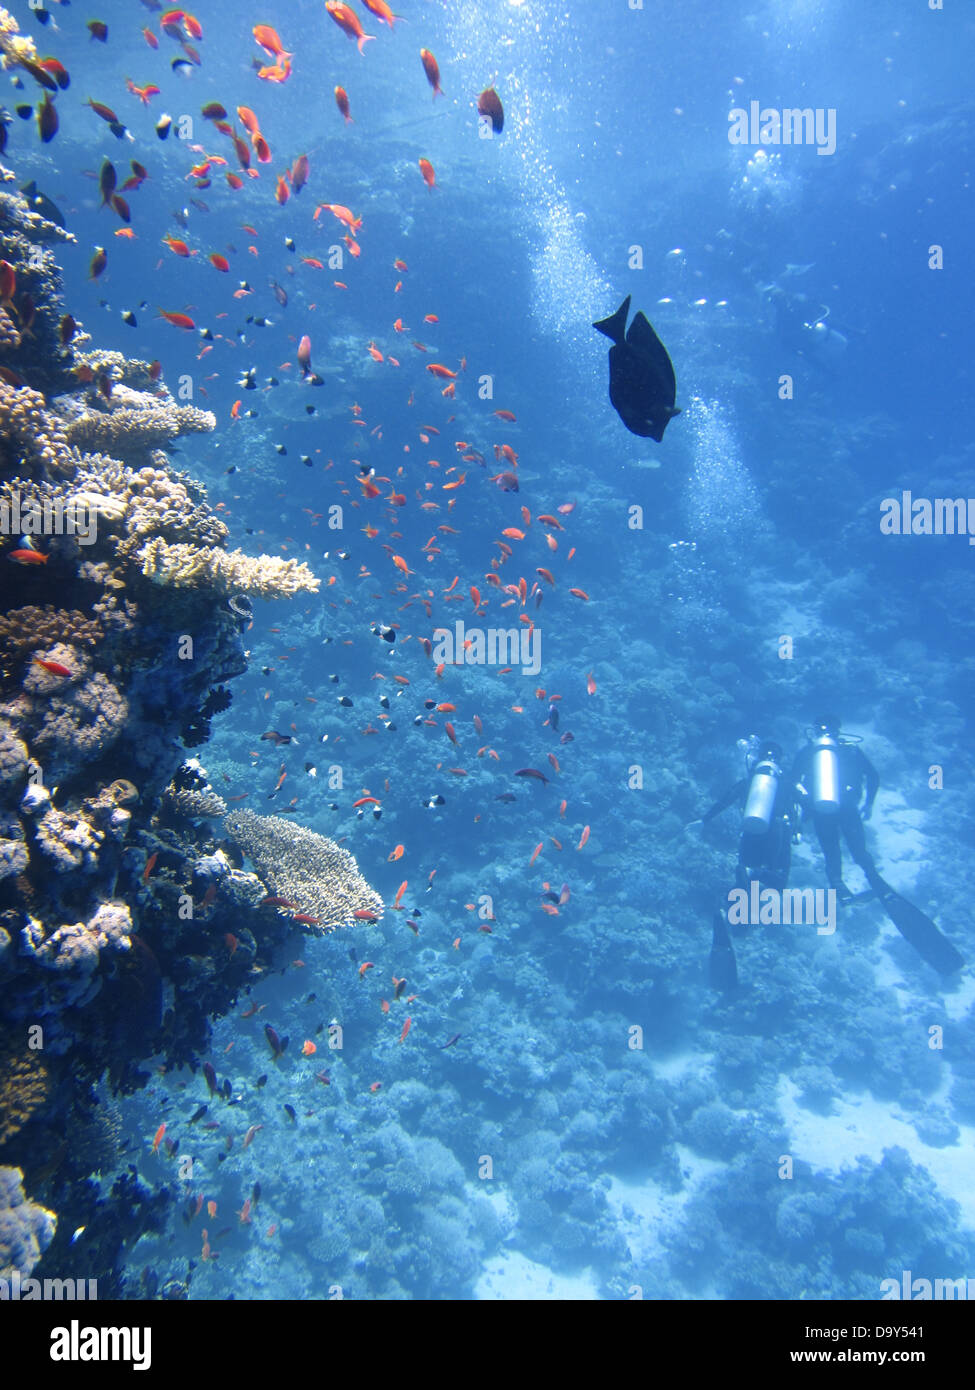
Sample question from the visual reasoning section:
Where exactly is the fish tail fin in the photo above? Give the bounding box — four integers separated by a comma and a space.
357, 34, 377, 54
593, 295, 631, 343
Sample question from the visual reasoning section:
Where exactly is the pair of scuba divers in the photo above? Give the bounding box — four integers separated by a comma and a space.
694, 717, 964, 988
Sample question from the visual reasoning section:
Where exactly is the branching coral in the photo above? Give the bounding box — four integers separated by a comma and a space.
0, 380, 72, 475
0, 1043, 49, 1146
140, 538, 320, 599
0, 606, 103, 658
225, 809, 383, 933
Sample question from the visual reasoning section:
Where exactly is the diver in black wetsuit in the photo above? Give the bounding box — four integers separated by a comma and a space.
791, 715, 885, 903
690, 738, 800, 992
697, 737, 798, 892
790, 715, 963, 975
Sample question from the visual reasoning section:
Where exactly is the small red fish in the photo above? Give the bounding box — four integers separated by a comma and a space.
325, 2, 375, 54
420, 48, 442, 98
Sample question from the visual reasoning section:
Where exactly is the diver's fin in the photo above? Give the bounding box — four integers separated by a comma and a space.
876, 881, 964, 976
593, 295, 631, 344
709, 910, 738, 992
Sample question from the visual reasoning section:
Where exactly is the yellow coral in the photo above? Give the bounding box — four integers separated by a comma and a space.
0, 381, 72, 474
0, 1044, 50, 1147
139, 538, 320, 599
0, 8, 38, 68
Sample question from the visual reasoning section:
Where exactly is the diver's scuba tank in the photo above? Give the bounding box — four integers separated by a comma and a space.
742, 754, 781, 835
809, 730, 842, 815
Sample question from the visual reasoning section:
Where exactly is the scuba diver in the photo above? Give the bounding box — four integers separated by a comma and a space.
697, 735, 798, 892
792, 716, 963, 977
764, 286, 848, 367
791, 715, 883, 903
688, 736, 801, 992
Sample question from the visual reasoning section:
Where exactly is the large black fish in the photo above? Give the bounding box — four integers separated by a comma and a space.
593, 294, 680, 441
20, 179, 66, 227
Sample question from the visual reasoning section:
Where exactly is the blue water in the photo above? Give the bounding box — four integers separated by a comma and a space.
5, 0, 975, 1300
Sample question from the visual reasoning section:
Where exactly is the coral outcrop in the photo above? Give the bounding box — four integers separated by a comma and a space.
225, 809, 384, 933
0, 149, 372, 1294
0, 1165, 56, 1278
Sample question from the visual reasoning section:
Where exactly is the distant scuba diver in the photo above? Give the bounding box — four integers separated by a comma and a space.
698, 736, 798, 893
793, 715, 963, 976
764, 286, 847, 366
687, 736, 800, 992
592, 295, 680, 441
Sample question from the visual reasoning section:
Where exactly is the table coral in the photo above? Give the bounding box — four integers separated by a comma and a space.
139, 538, 321, 599
225, 809, 384, 932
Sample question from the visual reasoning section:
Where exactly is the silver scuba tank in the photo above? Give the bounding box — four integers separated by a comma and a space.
810, 732, 842, 815
742, 758, 780, 835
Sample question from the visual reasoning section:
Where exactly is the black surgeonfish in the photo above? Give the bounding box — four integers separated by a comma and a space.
593, 294, 680, 442
20, 180, 66, 227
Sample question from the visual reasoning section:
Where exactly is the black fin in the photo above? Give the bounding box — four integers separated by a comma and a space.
877, 885, 964, 976
709, 910, 738, 992
593, 295, 631, 344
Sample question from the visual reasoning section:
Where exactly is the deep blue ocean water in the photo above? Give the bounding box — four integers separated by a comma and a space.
3, 0, 974, 1302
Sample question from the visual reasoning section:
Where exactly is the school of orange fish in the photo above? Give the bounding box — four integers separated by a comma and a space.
12, 4, 601, 1257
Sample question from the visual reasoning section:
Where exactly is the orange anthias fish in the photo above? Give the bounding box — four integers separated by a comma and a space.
291, 153, 310, 193
253, 24, 293, 60
33, 656, 72, 678
316, 203, 361, 232
151, 1123, 166, 1153
126, 80, 161, 105
157, 309, 195, 330
418, 158, 436, 189
420, 48, 442, 98
361, 0, 401, 28
334, 86, 352, 123
325, 2, 376, 54
237, 105, 260, 136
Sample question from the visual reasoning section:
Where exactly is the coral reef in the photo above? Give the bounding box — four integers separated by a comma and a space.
0, 1165, 56, 1278
0, 1043, 49, 1145
60, 387, 216, 456
139, 538, 320, 600
0, 166, 346, 1293
225, 809, 384, 932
